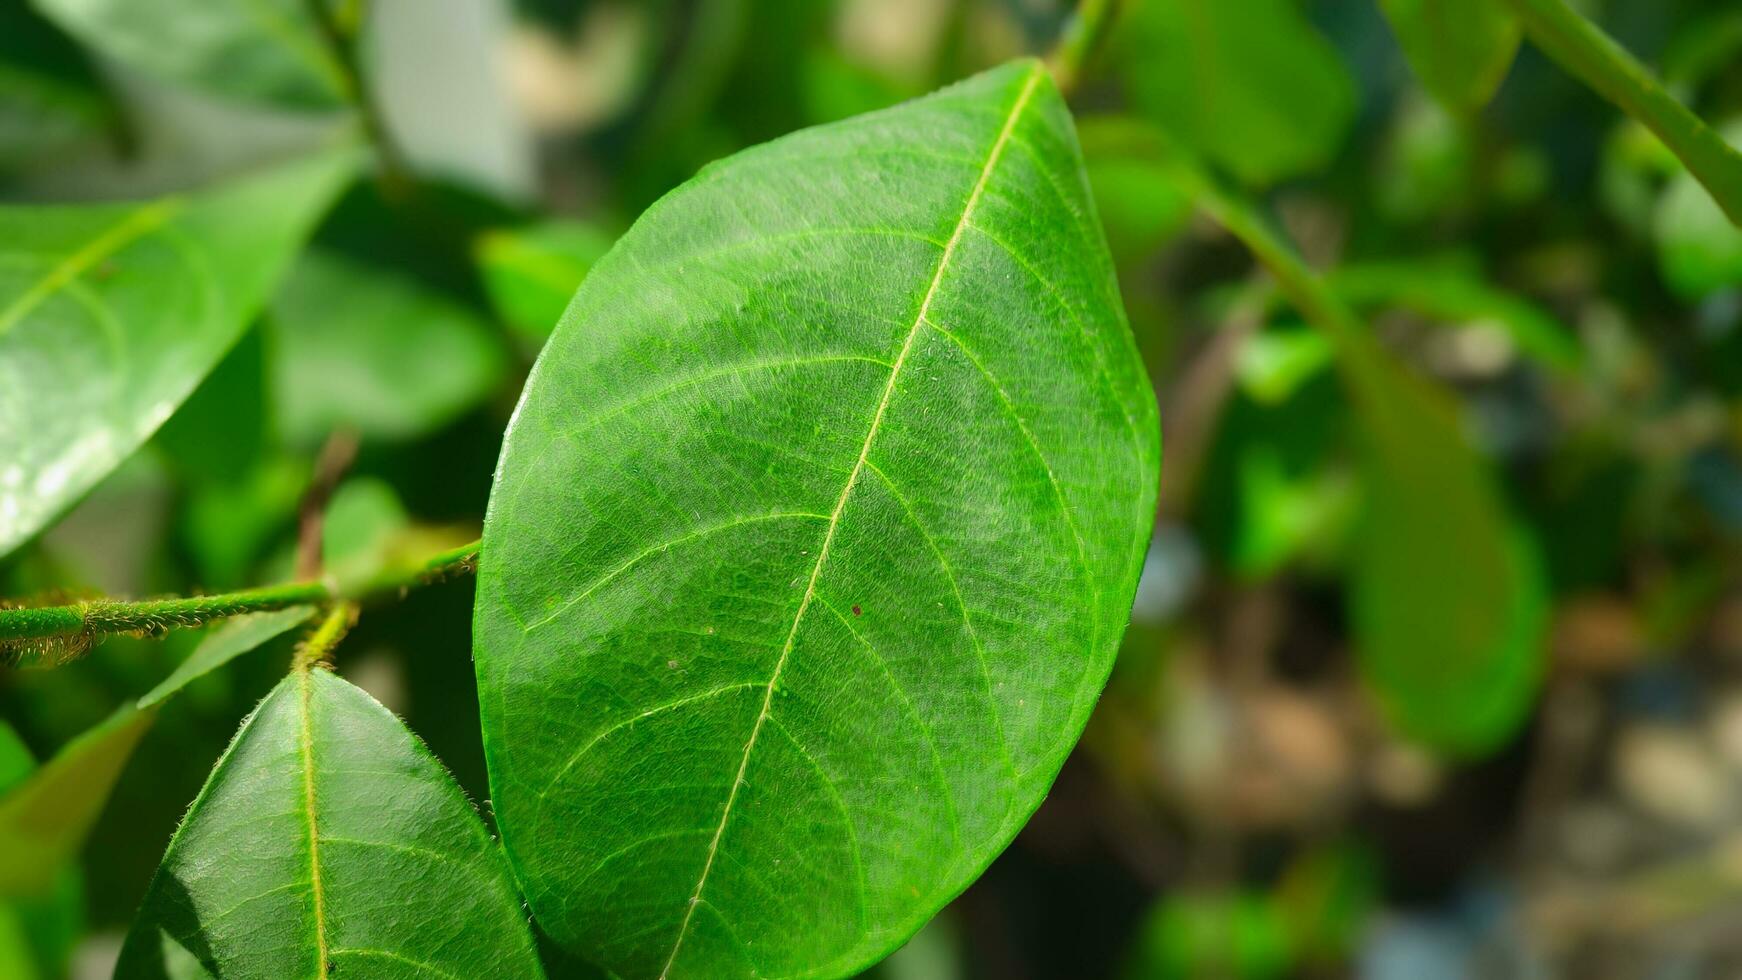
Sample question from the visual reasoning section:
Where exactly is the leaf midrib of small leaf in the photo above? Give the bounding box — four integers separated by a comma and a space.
655, 61, 1047, 980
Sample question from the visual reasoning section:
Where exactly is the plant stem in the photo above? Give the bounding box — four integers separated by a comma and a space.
304, 0, 410, 194
1503, 0, 1742, 225
0, 540, 479, 659
295, 602, 359, 670
1049, 0, 1121, 95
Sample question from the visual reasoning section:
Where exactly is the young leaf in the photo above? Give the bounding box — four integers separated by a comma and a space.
1118, 0, 1355, 186
114, 668, 544, 979
0, 150, 355, 561
1379, 0, 1520, 113
474, 60, 1159, 978
270, 248, 508, 444
29, 0, 350, 111
0, 608, 307, 894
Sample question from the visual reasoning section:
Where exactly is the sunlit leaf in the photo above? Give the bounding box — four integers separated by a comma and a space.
0, 149, 355, 560
475, 60, 1159, 978
1379, 0, 1520, 113
1119, 0, 1355, 185
30, 0, 351, 110
475, 220, 615, 348
114, 668, 544, 979
271, 248, 508, 444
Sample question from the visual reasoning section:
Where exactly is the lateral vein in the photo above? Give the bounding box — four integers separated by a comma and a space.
656, 63, 1045, 979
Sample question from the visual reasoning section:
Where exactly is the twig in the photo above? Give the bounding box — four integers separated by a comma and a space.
1048, 0, 1121, 95
1502, 0, 1742, 225
303, 0, 411, 194
0, 540, 480, 667
296, 430, 360, 580
294, 602, 360, 671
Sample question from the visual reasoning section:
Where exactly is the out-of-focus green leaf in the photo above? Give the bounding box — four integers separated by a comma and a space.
0, 149, 355, 561
30, 0, 350, 111
153, 327, 268, 487
476, 61, 1158, 978
1236, 325, 1336, 405
319, 477, 409, 588
1076, 117, 1192, 265
0, 724, 84, 980
0, 723, 29, 792
114, 668, 545, 979
138, 607, 313, 709
1327, 260, 1581, 371
475, 220, 615, 348
1654, 121, 1742, 299
1379, 0, 1520, 113
1119, 0, 1355, 186
0, 706, 151, 897
0, 3, 115, 175
270, 249, 508, 444
1160, 145, 1548, 755
1125, 890, 1293, 980
182, 456, 309, 589
1350, 364, 1548, 754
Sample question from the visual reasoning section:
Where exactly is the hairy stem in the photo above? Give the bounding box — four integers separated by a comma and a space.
0, 540, 479, 663
1503, 0, 1742, 225
294, 602, 360, 671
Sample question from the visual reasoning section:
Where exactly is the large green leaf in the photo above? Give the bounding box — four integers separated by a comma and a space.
1119, 0, 1355, 186
114, 667, 544, 979
475, 60, 1159, 978
270, 248, 508, 444
29, 0, 349, 110
0, 608, 308, 895
1379, 0, 1520, 113
0, 150, 354, 560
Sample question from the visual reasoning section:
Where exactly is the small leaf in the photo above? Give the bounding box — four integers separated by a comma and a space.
0, 706, 151, 897
29, 0, 350, 110
1379, 0, 1521, 113
115, 668, 545, 979
475, 220, 615, 348
475, 61, 1159, 978
1118, 0, 1355, 185
1653, 120, 1742, 298
270, 249, 508, 444
138, 607, 314, 709
0, 149, 355, 561
0, 609, 307, 894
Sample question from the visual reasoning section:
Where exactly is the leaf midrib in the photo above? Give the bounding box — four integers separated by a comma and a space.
0, 199, 184, 339
655, 62, 1046, 979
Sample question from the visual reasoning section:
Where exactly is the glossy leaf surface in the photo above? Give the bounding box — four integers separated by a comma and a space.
0, 150, 353, 560
116, 668, 543, 979
1380, 0, 1520, 112
476, 60, 1159, 978
30, 0, 348, 110
1120, 0, 1355, 186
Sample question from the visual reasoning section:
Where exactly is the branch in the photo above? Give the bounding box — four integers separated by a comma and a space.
304, 0, 411, 194
0, 541, 479, 667
1503, 0, 1742, 225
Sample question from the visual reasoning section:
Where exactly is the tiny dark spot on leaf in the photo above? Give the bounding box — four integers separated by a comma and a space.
851, 605, 862, 616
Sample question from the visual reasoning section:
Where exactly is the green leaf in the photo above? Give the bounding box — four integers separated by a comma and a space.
0, 706, 152, 897
0, 3, 116, 175
1379, 0, 1521, 113
475, 60, 1158, 978
114, 668, 544, 979
138, 607, 314, 709
1653, 120, 1742, 298
0, 608, 304, 896
475, 220, 616, 348
270, 248, 508, 444
29, 0, 350, 111
1075, 117, 1192, 265
1348, 354, 1548, 754
1119, 0, 1355, 186
0, 149, 355, 561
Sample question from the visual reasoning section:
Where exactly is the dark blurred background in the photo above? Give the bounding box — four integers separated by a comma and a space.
2, 0, 1741, 977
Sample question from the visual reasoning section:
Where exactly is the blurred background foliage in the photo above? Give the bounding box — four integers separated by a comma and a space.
1, 0, 1741, 976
